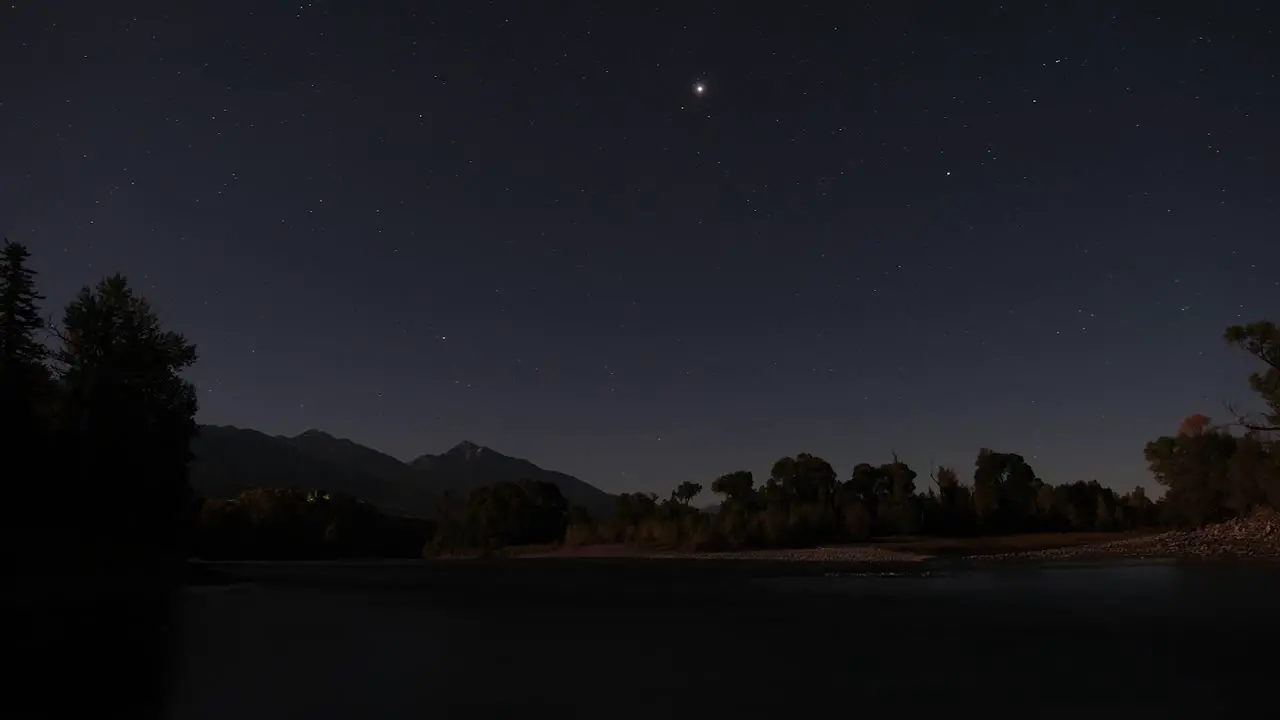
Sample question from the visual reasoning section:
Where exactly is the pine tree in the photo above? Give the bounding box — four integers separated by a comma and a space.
0, 239, 50, 559
0, 239, 47, 371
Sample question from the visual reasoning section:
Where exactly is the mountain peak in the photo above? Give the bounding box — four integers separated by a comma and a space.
296, 429, 337, 441
448, 440, 486, 459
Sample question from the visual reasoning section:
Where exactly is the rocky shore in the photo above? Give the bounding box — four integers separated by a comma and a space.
974, 509, 1280, 561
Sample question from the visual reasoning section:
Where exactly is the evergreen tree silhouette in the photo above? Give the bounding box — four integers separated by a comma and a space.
0, 239, 50, 554
53, 274, 200, 565
0, 239, 46, 368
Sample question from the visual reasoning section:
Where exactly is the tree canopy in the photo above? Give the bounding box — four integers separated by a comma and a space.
3, 244, 202, 570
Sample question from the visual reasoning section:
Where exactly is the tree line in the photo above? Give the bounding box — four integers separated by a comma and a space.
554, 449, 1160, 552
424, 448, 1159, 555
429, 323, 1279, 553
3, 237, 1275, 562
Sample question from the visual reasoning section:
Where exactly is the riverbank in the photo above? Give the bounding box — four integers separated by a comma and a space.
502, 529, 1151, 566
501, 514, 1280, 566
199, 511, 1280, 571
973, 509, 1280, 561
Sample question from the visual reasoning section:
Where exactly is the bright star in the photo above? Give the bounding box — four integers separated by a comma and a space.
693, 82, 706, 96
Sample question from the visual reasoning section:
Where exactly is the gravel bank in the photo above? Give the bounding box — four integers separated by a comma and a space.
975, 508, 1280, 561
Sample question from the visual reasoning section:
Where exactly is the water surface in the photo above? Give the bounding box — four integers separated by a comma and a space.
166, 559, 1278, 719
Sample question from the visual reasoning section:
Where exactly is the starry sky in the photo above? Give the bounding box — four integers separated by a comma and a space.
3, 1, 1277, 497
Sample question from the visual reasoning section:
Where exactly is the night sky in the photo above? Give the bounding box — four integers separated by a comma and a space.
3, 2, 1277, 497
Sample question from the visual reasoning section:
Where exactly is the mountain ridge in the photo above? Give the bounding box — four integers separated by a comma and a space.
189, 425, 616, 518
407, 440, 611, 511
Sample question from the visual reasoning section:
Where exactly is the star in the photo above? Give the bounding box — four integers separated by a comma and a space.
693, 82, 706, 96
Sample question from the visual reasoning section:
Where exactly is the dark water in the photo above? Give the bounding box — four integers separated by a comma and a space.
158, 559, 1277, 719
769, 559, 1280, 615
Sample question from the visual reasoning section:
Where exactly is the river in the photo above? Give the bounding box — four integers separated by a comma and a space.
159, 559, 1276, 719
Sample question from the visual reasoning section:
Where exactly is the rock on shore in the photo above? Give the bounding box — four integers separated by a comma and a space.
977, 508, 1280, 561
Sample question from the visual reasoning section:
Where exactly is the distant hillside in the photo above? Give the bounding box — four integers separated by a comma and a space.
189, 426, 616, 518
285, 429, 426, 491
189, 426, 438, 518
410, 440, 616, 514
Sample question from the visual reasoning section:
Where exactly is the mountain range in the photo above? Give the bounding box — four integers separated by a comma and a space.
189, 425, 617, 518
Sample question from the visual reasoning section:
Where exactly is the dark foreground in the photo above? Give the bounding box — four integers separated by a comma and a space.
15, 557, 1280, 719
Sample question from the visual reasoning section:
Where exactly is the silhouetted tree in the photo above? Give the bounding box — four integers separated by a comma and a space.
429, 479, 570, 551
710, 471, 755, 546
0, 240, 50, 555
765, 453, 839, 545
0, 240, 46, 370
52, 274, 200, 565
1225, 435, 1274, 514
672, 480, 703, 506
880, 455, 920, 534
770, 453, 838, 507
0, 239, 47, 387
1224, 321, 1280, 433
1121, 486, 1156, 528
843, 462, 884, 525
710, 471, 755, 506
1145, 417, 1239, 527
972, 449, 1044, 533
615, 492, 660, 528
